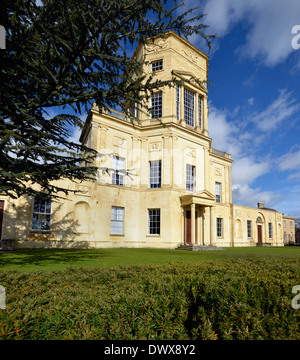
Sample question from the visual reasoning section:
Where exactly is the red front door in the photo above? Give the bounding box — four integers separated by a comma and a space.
185, 210, 197, 245
257, 225, 262, 244
0, 200, 4, 240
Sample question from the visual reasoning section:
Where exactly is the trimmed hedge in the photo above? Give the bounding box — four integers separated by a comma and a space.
0, 257, 299, 339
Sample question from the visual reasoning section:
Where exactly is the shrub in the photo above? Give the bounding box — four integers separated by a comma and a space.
0, 257, 299, 339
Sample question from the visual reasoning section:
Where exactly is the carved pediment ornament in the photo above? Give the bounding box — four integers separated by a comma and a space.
145, 39, 168, 52
149, 142, 161, 152
182, 49, 198, 64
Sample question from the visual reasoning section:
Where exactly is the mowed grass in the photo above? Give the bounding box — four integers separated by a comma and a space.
0, 246, 300, 272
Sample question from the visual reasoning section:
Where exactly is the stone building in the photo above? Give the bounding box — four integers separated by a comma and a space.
0, 31, 296, 249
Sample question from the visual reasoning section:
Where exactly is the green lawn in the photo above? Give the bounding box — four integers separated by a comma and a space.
1, 246, 300, 272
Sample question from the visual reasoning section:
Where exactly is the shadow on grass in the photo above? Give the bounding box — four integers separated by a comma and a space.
0, 248, 113, 269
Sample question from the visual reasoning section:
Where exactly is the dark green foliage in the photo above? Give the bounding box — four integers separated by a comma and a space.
0, 0, 215, 198
0, 257, 299, 339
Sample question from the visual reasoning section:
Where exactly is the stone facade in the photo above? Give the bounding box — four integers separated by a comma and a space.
0, 31, 295, 249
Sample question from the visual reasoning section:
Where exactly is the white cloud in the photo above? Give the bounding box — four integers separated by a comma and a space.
287, 171, 300, 181
248, 97, 254, 105
251, 89, 299, 132
202, 0, 247, 35
232, 157, 270, 186
68, 126, 82, 145
208, 104, 276, 206
278, 149, 300, 171
186, 0, 300, 67
208, 106, 240, 158
232, 184, 280, 208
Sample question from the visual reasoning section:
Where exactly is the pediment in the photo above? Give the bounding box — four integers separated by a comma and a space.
180, 189, 215, 206
172, 70, 207, 92
194, 190, 215, 200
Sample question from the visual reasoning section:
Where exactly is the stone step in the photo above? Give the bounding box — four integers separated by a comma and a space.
176, 244, 224, 251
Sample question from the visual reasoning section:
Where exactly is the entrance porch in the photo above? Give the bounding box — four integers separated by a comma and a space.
180, 190, 216, 248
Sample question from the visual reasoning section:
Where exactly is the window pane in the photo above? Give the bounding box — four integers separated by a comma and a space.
112, 156, 125, 186
45, 200, 52, 214
184, 88, 195, 126
269, 223, 272, 238
32, 214, 41, 231
39, 202, 45, 213
198, 96, 203, 129
148, 209, 160, 235
111, 207, 124, 234
186, 164, 195, 191
152, 60, 163, 71
32, 197, 51, 231
215, 182, 221, 203
151, 92, 162, 118
33, 197, 41, 213
149, 160, 161, 188
247, 220, 252, 238
176, 85, 181, 121
217, 218, 223, 237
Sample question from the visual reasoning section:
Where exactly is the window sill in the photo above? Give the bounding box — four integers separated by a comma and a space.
30, 230, 51, 234
146, 234, 161, 237
110, 234, 125, 237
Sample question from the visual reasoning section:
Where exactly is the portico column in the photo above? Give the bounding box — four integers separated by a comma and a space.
191, 203, 196, 245
203, 207, 210, 245
199, 208, 204, 245
197, 210, 201, 245
210, 206, 216, 246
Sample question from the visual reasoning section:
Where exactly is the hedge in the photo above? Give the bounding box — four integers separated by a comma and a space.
0, 257, 299, 339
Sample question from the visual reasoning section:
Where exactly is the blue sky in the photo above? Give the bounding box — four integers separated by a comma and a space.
174, 0, 300, 218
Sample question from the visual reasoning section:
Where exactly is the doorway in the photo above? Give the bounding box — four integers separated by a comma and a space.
185, 210, 197, 244
257, 224, 262, 244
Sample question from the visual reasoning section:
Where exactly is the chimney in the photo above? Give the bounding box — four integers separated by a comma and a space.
257, 202, 264, 209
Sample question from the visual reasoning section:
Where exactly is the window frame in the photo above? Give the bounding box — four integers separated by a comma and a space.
184, 88, 195, 126
215, 182, 221, 203
32, 197, 52, 231
148, 209, 161, 235
216, 218, 223, 238
149, 160, 162, 188
186, 164, 195, 192
150, 91, 162, 119
198, 95, 203, 129
247, 220, 252, 238
151, 59, 163, 72
268, 222, 273, 239
176, 85, 181, 121
112, 156, 125, 186
110, 206, 124, 235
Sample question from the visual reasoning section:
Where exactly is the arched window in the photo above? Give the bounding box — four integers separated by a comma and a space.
74, 202, 90, 233
235, 219, 242, 238
256, 216, 263, 223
